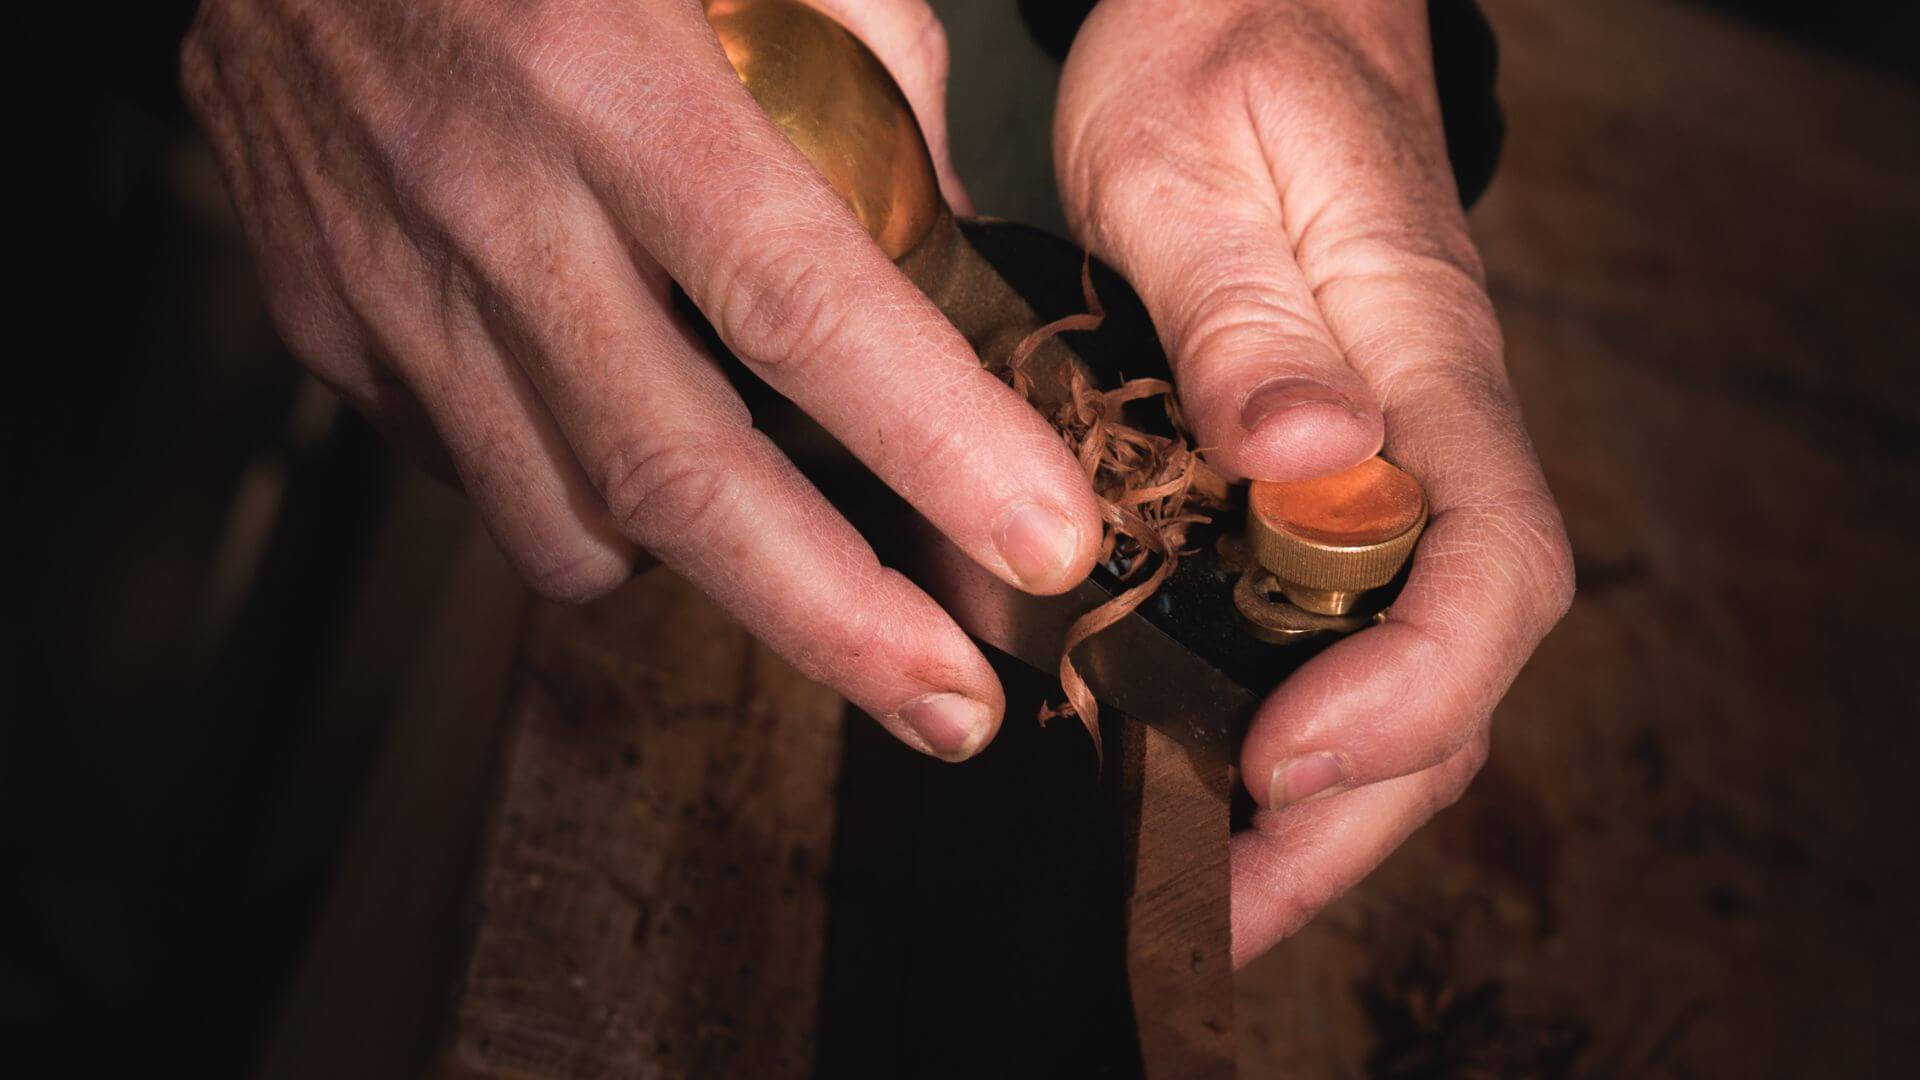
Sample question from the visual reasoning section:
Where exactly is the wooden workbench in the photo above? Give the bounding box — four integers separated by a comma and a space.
258, 0, 1920, 1075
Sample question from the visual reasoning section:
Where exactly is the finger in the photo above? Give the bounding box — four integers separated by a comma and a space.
809, 0, 973, 213
223, 0, 1005, 759
1237, 120, 1575, 812
219, 30, 643, 603
402, 316, 641, 602
465, 188, 1006, 761
551, 6, 1101, 596
193, 32, 488, 492
1230, 738, 1485, 967
1230, 274, 1569, 813
328, 276, 642, 601
186, 25, 373, 398
1062, 141, 1384, 482
1238, 469, 1570, 809
344, 373, 462, 485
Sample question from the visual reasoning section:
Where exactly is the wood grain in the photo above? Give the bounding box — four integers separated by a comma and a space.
1115, 721, 1236, 1077
260, 523, 525, 1080
443, 572, 845, 1078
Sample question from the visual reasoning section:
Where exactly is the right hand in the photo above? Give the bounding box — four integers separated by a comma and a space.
181, 0, 1102, 760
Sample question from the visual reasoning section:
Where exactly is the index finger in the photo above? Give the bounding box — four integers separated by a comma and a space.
545, 2, 1103, 595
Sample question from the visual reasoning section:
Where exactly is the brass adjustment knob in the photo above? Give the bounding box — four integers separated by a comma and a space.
1245, 457, 1428, 616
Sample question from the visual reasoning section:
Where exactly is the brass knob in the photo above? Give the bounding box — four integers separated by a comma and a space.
706, 0, 943, 258
1245, 457, 1428, 616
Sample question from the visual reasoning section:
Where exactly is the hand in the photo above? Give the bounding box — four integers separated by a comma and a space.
181, 0, 1103, 760
1055, 0, 1575, 964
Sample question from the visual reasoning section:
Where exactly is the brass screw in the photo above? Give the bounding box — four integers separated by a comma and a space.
1243, 457, 1427, 616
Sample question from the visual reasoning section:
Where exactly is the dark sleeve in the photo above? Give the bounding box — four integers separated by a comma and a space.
1428, 0, 1503, 206
1016, 0, 1505, 208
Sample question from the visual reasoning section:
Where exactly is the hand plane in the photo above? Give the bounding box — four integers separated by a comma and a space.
701, 0, 1428, 762
696, 3, 1428, 1075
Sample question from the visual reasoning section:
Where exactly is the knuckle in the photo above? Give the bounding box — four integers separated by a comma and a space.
599, 437, 742, 551
1502, 490, 1577, 621
1455, 483, 1577, 629
178, 36, 214, 114
709, 243, 850, 378
177, 9, 245, 136
1311, 225, 1489, 309
1178, 282, 1332, 374
806, 593, 910, 687
891, 409, 975, 502
1456, 732, 1492, 782
320, 364, 408, 416
178, 0, 231, 77
1429, 735, 1491, 815
304, 196, 377, 278
1340, 290, 1502, 392
390, 114, 548, 243
1278, 874, 1349, 942
521, 547, 631, 604
1539, 533, 1578, 621
263, 283, 360, 369
1395, 362, 1519, 437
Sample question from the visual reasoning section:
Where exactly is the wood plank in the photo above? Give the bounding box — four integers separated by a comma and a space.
260, 523, 525, 1079
811, 655, 1144, 1078
441, 572, 845, 1078
1115, 721, 1236, 1077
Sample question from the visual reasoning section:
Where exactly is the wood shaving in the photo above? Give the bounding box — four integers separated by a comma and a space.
993, 258, 1230, 762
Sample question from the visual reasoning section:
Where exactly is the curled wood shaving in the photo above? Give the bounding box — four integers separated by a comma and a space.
994, 259, 1230, 763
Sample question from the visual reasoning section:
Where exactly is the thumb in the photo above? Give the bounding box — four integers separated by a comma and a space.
1068, 167, 1383, 482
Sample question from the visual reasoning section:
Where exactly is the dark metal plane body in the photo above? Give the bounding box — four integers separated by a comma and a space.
706, 221, 1325, 762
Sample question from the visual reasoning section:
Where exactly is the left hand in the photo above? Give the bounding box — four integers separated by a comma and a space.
1054, 0, 1575, 965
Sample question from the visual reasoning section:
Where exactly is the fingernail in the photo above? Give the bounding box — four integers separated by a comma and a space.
1240, 377, 1360, 434
995, 502, 1079, 590
1266, 752, 1347, 808
898, 692, 992, 762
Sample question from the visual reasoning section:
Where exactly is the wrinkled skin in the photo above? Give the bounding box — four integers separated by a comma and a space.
1057, 0, 1574, 964
180, 0, 1103, 765
182, 0, 1572, 966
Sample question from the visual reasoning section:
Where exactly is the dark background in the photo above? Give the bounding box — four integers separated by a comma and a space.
9, 1, 1919, 1075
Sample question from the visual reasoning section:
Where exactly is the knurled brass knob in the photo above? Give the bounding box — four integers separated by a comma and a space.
1245, 457, 1428, 616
